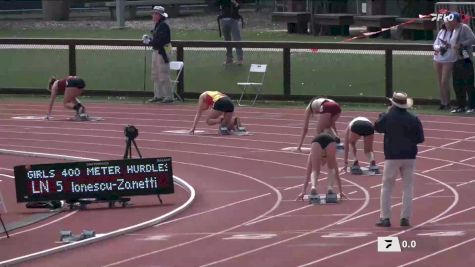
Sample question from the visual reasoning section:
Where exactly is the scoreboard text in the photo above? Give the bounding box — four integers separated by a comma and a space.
14, 157, 174, 202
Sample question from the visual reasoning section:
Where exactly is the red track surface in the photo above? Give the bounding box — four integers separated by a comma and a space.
0, 100, 474, 267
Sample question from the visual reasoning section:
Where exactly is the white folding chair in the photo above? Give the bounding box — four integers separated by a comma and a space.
237, 64, 267, 106
169, 61, 184, 101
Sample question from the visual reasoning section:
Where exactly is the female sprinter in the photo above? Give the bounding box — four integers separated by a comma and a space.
46, 76, 86, 120
296, 97, 342, 152
343, 116, 378, 172
296, 132, 347, 200
189, 91, 242, 135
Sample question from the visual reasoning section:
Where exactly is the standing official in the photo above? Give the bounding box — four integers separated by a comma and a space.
143, 6, 173, 103
374, 92, 424, 227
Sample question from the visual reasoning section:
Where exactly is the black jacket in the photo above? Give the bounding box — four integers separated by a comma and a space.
150, 17, 171, 63
374, 107, 425, 160
217, 0, 241, 19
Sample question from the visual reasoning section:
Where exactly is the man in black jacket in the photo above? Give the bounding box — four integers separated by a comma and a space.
217, 0, 244, 65
374, 92, 425, 227
143, 6, 173, 103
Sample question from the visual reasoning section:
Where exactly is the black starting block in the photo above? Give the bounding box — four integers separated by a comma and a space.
369, 165, 380, 174
350, 165, 363, 175
67, 197, 131, 210
236, 126, 247, 132
219, 126, 230, 135
60, 229, 95, 243
336, 143, 344, 150
70, 114, 103, 122
306, 193, 339, 204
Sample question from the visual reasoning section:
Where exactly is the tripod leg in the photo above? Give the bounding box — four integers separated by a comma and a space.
0, 215, 9, 238
132, 140, 143, 159
157, 194, 163, 205
123, 139, 132, 159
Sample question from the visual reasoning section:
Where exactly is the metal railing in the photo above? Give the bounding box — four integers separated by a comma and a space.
0, 38, 445, 102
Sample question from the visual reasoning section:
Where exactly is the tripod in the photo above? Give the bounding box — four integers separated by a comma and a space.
123, 137, 143, 159
122, 128, 162, 205
0, 214, 9, 238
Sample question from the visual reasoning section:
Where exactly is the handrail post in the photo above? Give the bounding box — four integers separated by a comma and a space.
176, 46, 184, 99
283, 48, 291, 97
385, 49, 393, 98
69, 45, 76, 76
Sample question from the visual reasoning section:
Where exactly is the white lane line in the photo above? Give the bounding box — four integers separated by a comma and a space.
195, 182, 370, 267
335, 189, 444, 225
369, 178, 401, 189
0, 174, 14, 179
0, 211, 78, 240
100, 159, 371, 267
296, 171, 459, 267
348, 191, 357, 195
0, 167, 12, 172
154, 193, 271, 227
456, 180, 475, 187
397, 236, 475, 267
430, 206, 475, 223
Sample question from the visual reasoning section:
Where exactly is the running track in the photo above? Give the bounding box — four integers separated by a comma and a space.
0, 100, 474, 267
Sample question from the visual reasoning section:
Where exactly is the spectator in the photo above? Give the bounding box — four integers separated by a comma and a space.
143, 6, 173, 103
343, 116, 378, 172
189, 91, 242, 135
448, 12, 475, 114
374, 92, 424, 227
217, 0, 244, 65
46, 75, 86, 120
433, 18, 457, 110
296, 132, 347, 201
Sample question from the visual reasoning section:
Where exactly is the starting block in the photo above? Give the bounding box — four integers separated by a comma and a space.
350, 165, 363, 175
219, 126, 230, 135
369, 165, 380, 174
351, 166, 381, 176
69, 114, 103, 122
305, 193, 340, 204
60, 229, 96, 243
236, 126, 247, 132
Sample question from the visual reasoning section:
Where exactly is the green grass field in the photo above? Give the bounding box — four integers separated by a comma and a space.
0, 29, 438, 99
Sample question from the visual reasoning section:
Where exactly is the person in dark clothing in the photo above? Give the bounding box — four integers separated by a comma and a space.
217, 0, 244, 65
374, 92, 425, 228
143, 6, 173, 103
447, 12, 475, 114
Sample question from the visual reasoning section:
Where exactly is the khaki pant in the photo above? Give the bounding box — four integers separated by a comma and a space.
380, 159, 416, 220
151, 51, 172, 99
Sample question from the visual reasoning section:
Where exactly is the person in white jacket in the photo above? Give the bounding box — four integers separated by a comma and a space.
433, 17, 458, 110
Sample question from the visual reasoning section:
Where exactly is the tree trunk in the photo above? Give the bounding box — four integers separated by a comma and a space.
42, 0, 71, 21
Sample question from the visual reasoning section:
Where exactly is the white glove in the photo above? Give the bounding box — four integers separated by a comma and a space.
142, 34, 151, 45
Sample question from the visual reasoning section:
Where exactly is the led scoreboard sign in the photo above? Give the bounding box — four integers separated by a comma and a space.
14, 157, 174, 202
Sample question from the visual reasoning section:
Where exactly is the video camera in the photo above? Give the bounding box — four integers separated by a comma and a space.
124, 125, 138, 140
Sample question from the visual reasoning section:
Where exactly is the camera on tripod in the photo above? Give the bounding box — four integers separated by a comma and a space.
123, 125, 142, 159
124, 125, 138, 140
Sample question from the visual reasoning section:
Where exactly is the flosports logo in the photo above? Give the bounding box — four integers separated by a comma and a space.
429, 12, 456, 22
423, 9, 472, 22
